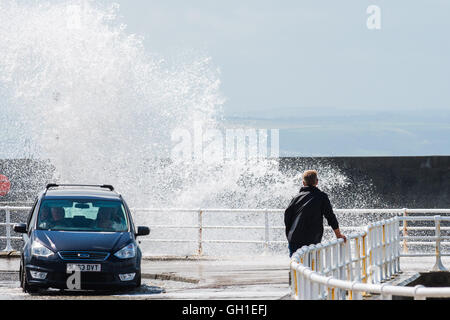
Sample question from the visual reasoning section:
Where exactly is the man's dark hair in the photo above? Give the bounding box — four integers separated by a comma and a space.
302, 170, 318, 187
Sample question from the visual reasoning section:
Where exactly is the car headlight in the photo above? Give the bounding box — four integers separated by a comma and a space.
31, 241, 54, 258
114, 243, 136, 259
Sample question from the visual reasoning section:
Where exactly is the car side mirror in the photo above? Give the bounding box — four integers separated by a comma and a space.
13, 223, 27, 234
136, 226, 150, 237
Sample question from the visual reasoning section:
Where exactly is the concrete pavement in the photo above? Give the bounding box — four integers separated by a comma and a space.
0, 254, 291, 299
1, 254, 447, 300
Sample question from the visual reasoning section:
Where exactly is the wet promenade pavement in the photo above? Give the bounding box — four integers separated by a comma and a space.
0, 254, 291, 300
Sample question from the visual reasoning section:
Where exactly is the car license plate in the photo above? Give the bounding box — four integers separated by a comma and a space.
66, 263, 101, 272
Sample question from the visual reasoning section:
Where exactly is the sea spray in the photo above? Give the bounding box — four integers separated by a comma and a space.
0, 1, 380, 254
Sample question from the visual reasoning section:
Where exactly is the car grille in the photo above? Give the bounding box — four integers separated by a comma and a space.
58, 251, 110, 261
80, 272, 115, 283
50, 272, 115, 285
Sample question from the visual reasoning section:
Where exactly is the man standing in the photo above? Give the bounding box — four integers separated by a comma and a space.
285, 170, 346, 257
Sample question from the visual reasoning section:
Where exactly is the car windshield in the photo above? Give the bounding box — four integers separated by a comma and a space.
37, 199, 129, 232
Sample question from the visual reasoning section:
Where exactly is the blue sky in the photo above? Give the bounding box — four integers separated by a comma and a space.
2, 1, 449, 157
107, 0, 449, 156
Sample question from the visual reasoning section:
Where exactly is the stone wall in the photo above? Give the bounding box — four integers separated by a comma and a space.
280, 156, 450, 208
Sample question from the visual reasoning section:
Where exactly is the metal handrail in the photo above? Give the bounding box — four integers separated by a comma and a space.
290, 215, 450, 300
2, 207, 450, 256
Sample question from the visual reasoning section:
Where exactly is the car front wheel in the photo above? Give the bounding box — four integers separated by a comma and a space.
20, 260, 39, 294
135, 272, 141, 288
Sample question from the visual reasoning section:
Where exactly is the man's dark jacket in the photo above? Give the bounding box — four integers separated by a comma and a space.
284, 186, 339, 247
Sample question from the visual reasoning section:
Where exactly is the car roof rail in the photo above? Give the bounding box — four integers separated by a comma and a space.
45, 184, 115, 191
46, 183, 59, 189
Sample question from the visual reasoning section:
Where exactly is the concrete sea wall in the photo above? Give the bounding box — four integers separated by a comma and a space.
0, 156, 449, 208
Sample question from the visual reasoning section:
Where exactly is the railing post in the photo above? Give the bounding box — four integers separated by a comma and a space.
310, 273, 319, 299
299, 269, 306, 300
345, 239, 353, 300
292, 267, 298, 298
316, 245, 323, 273
197, 209, 203, 256
372, 225, 379, 283
387, 219, 394, 278
345, 239, 353, 282
325, 246, 332, 276
354, 236, 362, 282
367, 225, 376, 285
2, 208, 14, 252
338, 241, 346, 299
377, 223, 383, 282
310, 247, 316, 271
326, 277, 334, 300
381, 223, 387, 280
366, 228, 372, 284
303, 270, 311, 300
384, 220, 391, 279
432, 216, 447, 271
402, 208, 408, 253
296, 266, 302, 300
315, 244, 324, 298
373, 224, 379, 282
332, 243, 339, 293
290, 258, 299, 298
362, 229, 373, 297
362, 233, 368, 284
394, 217, 401, 273
263, 209, 269, 255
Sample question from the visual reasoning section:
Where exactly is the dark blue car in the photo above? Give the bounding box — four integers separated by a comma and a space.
13, 184, 150, 293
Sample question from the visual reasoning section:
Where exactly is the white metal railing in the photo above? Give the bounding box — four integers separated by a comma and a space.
290, 215, 450, 300
0, 206, 31, 252
2, 207, 450, 257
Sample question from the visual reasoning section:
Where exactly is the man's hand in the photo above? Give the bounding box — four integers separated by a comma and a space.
333, 228, 347, 243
